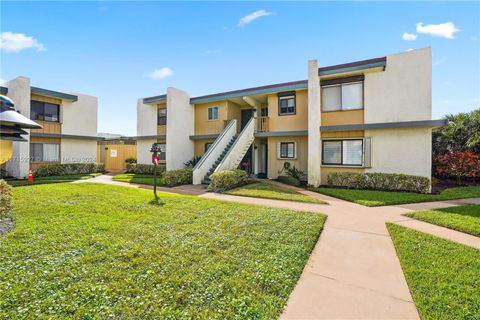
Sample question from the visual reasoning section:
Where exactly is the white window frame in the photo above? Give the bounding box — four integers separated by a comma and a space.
322, 81, 363, 112
207, 106, 219, 121
277, 141, 297, 160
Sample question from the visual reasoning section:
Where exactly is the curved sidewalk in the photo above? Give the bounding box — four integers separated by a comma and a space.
80, 175, 479, 319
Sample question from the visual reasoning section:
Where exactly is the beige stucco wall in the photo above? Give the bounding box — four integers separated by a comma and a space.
267, 136, 308, 179
365, 127, 432, 179
267, 89, 308, 132
62, 93, 98, 136
364, 47, 432, 123
61, 139, 97, 163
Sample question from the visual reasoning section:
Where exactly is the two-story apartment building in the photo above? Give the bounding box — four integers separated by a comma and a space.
137, 48, 445, 186
1, 76, 98, 178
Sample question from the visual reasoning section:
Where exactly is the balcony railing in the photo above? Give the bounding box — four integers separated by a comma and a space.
257, 116, 269, 132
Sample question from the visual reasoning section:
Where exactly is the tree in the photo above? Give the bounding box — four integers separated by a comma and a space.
432, 108, 480, 158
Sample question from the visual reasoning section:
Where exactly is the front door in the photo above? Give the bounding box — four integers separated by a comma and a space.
241, 109, 253, 130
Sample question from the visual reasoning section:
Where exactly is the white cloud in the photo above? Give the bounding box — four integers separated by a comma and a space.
416, 22, 459, 39
402, 33, 417, 41
145, 67, 173, 80
432, 58, 446, 66
473, 98, 480, 103
0, 78, 6, 86
0, 32, 45, 53
238, 10, 272, 27
406, 48, 415, 52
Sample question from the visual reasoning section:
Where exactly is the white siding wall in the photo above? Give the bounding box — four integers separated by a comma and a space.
136, 98, 158, 164
61, 139, 97, 163
166, 88, 194, 170
5, 77, 31, 178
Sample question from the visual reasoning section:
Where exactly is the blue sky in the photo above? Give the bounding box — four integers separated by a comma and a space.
1, 1, 479, 136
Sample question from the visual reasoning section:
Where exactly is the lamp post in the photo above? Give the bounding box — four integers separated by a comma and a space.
150, 142, 162, 200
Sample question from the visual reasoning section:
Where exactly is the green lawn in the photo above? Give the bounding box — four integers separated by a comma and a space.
112, 173, 162, 186
310, 186, 480, 206
226, 182, 325, 204
405, 204, 480, 236
6, 173, 100, 187
388, 224, 480, 320
0, 183, 325, 319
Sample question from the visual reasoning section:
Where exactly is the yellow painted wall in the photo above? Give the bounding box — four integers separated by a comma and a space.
267, 136, 308, 178
194, 139, 216, 157
267, 89, 308, 132
31, 94, 62, 105
0, 140, 13, 165
321, 109, 364, 126
194, 101, 228, 135
31, 120, 61, 134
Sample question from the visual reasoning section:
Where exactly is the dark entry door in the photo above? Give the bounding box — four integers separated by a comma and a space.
241, 109, 253, 130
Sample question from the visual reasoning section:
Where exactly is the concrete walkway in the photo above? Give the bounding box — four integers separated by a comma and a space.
80, 175, 480, 319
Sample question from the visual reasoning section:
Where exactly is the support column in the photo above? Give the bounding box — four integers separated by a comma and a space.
5, 76, 31, 178
136, 98, 158, 165
166, 87, 194, 170
307, 60, 321, 186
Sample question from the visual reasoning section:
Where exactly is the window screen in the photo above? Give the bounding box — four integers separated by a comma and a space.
322, 141, 342, 164
208, 107, 219, 120
322, 86, 342, 111
159, 143, 166, 161
43, 144, 60, 162
279, 142, 295, 159
279, 96, 295, 115
158, 108, 167, 125
341, 82, 363, 110
342, 140, 363, 165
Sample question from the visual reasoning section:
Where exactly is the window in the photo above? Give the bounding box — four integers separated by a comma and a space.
279, 142, 296, 159
205, 142, 213, 153
158, 143, 166, 161
278, 92, 296, 115
322, 81, 363, 112
30, 100, 60, 122
208, 106, 219, 120
157, 108, 167, 126
30, 143, 60, 162
322, 139, 363, 166
260, 107, 268, 117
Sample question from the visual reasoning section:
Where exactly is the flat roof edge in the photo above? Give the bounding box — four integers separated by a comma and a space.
31, 86, 78, 102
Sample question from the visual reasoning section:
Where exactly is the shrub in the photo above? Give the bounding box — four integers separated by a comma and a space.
208, 169, 249, 192
126, 163, 165, 175
184, 156, 202, 168
277, 175, 300, 187
435, 151, 480, 183
0, 179, 13, 219
33, 163, 104, 178
125, 157, 137, 164
278, 162, 305, 180
162, 168, 192, 187
327, 172, 431, 193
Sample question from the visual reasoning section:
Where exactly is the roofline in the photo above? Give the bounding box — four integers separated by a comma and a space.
318, 57, 386, 76
142, 56, 388, 105
31, 86, 78, 102
143, 94, 166, 104
190, 80, 308, 104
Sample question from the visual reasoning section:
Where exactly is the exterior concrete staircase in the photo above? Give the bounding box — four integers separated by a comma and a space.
201, 135, 237, 184
192, 117, 256, 185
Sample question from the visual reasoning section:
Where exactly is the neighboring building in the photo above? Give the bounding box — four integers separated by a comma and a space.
137, 47, 445, 186
1, 76, 98, 178
97, 133, 136, 171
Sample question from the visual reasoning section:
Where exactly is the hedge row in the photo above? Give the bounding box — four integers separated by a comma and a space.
126, 163, 166, 175
0, 179, 13, 219
33, 163, 105, 178
162, 168, 193, 187
327, 172, 430, 193
208, 169, 249, 192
